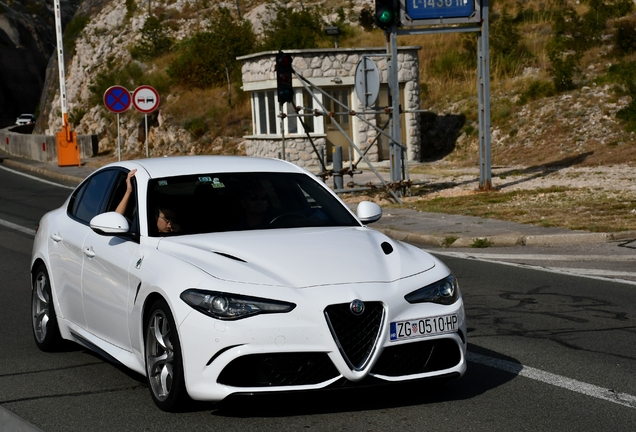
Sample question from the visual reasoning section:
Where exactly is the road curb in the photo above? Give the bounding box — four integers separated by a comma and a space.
1, 157, 85, 184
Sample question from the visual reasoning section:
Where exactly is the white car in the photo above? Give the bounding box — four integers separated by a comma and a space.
31, 156, 466, 411
15, 114, 35, 125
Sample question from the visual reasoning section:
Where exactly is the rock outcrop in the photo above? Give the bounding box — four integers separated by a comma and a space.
0, 0, 80, 127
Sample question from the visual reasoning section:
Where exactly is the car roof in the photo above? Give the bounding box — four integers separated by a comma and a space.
111, 155, 306, 179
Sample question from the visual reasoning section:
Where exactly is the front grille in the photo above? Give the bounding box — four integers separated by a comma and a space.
371, 338, 461, 376
217, 352, 339, 387
324, 302, 384, 371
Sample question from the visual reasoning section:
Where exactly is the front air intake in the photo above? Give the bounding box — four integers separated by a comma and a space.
324, 302, 384, 371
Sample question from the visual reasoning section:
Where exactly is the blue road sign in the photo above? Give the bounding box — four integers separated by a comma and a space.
406, 0, 475, 20
104, 86, 131, 113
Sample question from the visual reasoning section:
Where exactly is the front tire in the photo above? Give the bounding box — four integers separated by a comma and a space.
31, 265, 62, 351
144, 298, 187, 411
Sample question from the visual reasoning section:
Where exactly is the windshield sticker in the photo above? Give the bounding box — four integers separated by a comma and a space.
212, 178, 225, 188
198, 176, 212, 183
158, 180, 168, 186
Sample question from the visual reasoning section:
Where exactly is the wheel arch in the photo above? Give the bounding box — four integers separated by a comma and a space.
30, 258, 46, 283
142, 292, 169, 334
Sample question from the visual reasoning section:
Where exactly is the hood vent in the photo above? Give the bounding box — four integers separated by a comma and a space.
381, 242, 393, 255
213, 251, 247, 262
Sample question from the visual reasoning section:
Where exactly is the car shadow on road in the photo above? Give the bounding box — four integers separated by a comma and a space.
206, 344, 521, 418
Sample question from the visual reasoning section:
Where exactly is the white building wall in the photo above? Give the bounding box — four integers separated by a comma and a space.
238, 47, 421, 169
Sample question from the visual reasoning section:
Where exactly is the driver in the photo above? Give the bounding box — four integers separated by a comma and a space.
116, 169, 181, 233
239, 182, 270, 229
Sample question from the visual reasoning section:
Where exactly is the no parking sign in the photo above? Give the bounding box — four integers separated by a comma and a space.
103, 85, 131, 113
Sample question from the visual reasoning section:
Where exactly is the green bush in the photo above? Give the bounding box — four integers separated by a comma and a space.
613, 19, 636, 55
608, 61, 636, 131
547, 8, 582, 92
125, 0, 137, 19
88, 62, 144, 106
359, 6, 375, 32
518, 80, 555, 105
184, 117, 208, 138
129, 15, 173, 60
491, 98, 513, 122
259, 4, 326, 50
167, 8, 256, 91
68, 107, 86, 127
63, 15, 90, 57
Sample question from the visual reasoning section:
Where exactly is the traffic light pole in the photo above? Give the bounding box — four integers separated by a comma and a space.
388, 26, 403, 187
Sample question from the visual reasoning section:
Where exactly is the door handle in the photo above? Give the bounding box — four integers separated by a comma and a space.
50, 233, 62, 242
83, 247, 96, 258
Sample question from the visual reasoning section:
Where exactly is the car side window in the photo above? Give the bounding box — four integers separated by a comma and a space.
69, 170, 118, 224
106, 170, 140, 239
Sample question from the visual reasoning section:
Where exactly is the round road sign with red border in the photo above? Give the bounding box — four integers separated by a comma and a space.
103, 85, 131, 113
132, 85, 160, 113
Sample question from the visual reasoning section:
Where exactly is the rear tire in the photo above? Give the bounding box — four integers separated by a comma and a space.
144, 298, 187, 411
31, 265, 62, 352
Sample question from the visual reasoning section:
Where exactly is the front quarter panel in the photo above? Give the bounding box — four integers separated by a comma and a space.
128, 239, 209, 364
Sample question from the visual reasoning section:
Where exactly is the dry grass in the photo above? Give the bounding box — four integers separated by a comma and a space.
402, 186, 636, 233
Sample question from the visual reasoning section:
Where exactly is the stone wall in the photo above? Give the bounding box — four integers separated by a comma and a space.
0, 128, 97, 163
246, 136, 328, 168
238, 47, 422, 168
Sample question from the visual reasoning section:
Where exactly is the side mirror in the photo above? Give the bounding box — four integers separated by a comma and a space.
356, 201, 382, 224
90, 212, 130, 235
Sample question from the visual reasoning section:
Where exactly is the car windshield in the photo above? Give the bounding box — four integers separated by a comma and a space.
146, 172, 359, 236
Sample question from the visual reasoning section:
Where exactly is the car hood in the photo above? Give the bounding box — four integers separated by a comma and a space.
156, 227, 435, 288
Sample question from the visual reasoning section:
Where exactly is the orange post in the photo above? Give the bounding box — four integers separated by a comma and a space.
56, 113, 80, 166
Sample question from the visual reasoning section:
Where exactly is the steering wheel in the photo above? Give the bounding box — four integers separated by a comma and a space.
269, 212, 307, 224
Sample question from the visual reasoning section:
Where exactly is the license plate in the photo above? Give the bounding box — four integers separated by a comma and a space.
390, 314, 458, 341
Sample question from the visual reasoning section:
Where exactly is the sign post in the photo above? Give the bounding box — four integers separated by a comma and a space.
132, 85, 160, 158
396, 0, 492, 190
104, 85, 131, 161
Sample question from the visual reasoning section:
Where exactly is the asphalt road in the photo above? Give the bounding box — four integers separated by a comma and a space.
1, 164, 635, 431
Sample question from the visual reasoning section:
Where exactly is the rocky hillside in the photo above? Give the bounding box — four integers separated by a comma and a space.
38, 0, 375, 158
15, 0, 636, 169
0, 0, 80, 127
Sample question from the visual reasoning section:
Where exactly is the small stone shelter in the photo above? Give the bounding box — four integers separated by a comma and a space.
238, 47, 422, 169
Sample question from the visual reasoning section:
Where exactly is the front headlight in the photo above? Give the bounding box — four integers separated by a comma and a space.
404, 274, 459, 305
180, 289, 296, 320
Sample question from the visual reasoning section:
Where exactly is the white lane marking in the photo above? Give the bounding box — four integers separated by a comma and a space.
468, 352, 636, 409
432, 250, 636, 286
550, 267, 636, 278
0, 218, 35, 236
440, 252, 636, 262
0, 164, 75, 189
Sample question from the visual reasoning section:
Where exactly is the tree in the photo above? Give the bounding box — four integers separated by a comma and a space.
167, 7, 256, 106
259, 3, 326, 51
129, 15, 173, 60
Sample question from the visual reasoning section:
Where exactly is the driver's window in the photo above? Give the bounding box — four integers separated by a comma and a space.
106, 170, 139, 237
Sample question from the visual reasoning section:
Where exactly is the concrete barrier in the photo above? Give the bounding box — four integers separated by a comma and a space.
0, 127, 97, 163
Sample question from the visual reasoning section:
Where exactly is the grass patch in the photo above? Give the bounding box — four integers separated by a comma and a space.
471, 238, 493, 248
406, 186, 636, 233
442, 236, 458, 247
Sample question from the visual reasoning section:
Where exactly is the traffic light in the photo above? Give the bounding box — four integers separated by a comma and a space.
375, 0, 398, 30
276, 52, 294, 104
